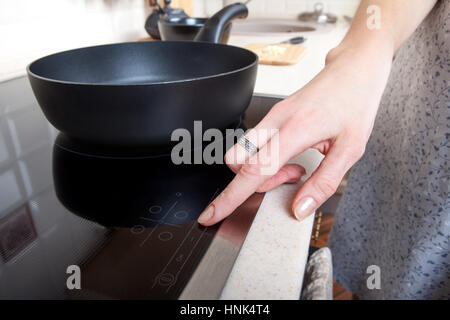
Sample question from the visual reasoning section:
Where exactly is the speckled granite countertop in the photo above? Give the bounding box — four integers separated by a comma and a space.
221, 150, 324, 299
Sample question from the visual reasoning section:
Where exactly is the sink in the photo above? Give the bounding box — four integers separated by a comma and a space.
232, 19, 318, 35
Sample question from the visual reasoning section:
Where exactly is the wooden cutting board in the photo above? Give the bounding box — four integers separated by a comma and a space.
244, 43, 307, 66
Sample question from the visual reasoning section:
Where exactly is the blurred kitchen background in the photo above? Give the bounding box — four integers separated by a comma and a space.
0, 0, 360, 81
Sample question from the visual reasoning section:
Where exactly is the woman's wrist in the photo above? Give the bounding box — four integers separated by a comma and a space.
315, 35, 395, 121
324, 36, 395, 94
325, 37, 394, 69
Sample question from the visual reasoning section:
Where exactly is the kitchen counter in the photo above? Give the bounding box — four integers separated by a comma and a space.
228, 20, 350, 96
221, 151, 323, 299
220, 20, 350, 299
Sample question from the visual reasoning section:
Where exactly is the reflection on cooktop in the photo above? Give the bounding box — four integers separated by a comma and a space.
53, 133, 235, 227
52, 133, 235, 299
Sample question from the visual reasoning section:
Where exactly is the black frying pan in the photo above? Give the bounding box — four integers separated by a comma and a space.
27, 3, 257, 147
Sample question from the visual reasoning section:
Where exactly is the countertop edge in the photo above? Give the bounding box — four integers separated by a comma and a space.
221, 149, 324, 300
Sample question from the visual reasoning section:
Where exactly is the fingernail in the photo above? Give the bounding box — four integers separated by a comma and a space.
294, 197, 317, 221
198, 205, 214, 224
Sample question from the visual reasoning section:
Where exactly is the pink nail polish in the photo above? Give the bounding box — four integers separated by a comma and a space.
294, 197, 317, 221
198, 205, 214, 224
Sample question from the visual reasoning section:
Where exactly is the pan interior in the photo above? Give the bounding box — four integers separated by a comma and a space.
28, 41, 256, 85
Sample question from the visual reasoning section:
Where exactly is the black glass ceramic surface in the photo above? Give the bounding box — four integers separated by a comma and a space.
0, 76, 247, 299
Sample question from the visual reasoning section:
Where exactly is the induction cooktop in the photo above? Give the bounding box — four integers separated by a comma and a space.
0, 76, 265, 299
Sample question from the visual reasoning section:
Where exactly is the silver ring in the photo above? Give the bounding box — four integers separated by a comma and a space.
238, 136, 259, 155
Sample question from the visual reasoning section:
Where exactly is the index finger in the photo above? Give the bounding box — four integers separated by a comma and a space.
197, 152, 276, 226
197, 126, 300, 226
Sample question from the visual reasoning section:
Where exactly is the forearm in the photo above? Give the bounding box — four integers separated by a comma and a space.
316, 0, 437, 119
327, 0, 437, 63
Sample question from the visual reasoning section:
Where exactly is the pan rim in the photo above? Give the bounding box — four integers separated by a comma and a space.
26, 41, 258, 87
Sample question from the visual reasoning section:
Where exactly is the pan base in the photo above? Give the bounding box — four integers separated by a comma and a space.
55, 118, 244, 159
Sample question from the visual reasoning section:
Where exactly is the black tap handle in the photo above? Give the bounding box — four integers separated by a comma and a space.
194, 3, 248, 44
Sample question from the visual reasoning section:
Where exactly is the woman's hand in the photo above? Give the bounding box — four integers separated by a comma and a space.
197, 44, 393, 226
196, 0, 436, 226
